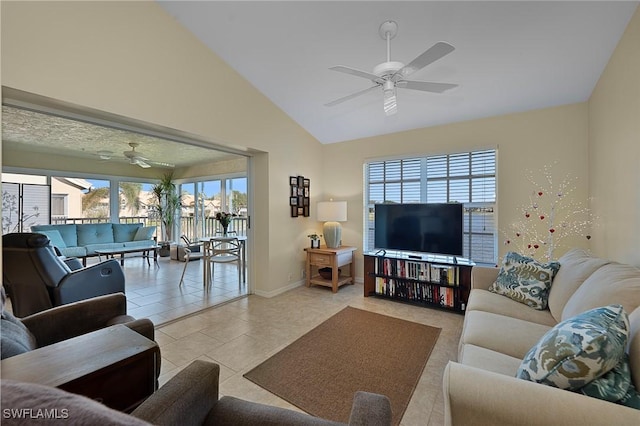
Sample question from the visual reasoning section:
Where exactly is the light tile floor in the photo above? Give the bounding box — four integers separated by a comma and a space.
154, 282, 464, 426
10, 254, 461, 425
99, 254, 249, 327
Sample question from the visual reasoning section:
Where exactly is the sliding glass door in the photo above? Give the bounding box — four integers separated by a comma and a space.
180, 176, 247, 240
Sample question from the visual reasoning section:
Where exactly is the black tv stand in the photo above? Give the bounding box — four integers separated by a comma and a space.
363, 251, 474, 313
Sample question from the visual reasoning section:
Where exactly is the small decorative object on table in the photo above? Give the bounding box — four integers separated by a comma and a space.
215, 211, 236, 235
307, 233, 322, 249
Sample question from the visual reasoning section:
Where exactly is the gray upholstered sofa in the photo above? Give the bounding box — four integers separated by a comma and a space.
32, 223, 156, 263
443, 248, 640, 425
1, 360, 392, 426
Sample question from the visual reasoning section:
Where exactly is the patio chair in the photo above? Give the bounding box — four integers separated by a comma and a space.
206, 237, 241, 288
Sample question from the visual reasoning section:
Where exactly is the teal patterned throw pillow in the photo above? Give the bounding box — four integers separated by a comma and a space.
489, 252, 560, 310
516, 304, 629, 390
579, 353, 640, 409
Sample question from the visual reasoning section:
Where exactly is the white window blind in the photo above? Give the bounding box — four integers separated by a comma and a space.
365, 149, 496, 264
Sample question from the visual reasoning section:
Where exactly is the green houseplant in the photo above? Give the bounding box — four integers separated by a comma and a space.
151, 173, 181, 250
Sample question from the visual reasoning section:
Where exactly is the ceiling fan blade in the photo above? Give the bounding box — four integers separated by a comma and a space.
149, 160, 175, 169
324, 85, 380, 107
329, 66, 383, 83
393, 42, 455, 80
396, 80, 458, 93
131, 158, 151, 168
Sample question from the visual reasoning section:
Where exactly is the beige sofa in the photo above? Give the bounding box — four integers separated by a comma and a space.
443, 248, 640, 425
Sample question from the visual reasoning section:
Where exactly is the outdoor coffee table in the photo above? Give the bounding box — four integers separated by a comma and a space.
95, 245, 159, 267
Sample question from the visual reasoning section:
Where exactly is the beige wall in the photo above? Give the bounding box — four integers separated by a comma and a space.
2, 1, 638, 296
588, 6, 640, 267
1, 0, 323, 295
323, 103, 591, 276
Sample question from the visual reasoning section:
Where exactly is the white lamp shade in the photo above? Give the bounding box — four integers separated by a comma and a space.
316, 201, 347, 222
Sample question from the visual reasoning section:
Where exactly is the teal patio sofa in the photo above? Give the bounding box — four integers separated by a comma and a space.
31, 223, 156, 265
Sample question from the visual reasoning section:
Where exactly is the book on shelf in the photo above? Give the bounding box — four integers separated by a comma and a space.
374, 277, 457, 308
375, 257, 459, 286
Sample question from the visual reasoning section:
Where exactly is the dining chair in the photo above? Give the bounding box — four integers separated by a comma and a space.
178, 247, 203, 287
206, 237, 242, 288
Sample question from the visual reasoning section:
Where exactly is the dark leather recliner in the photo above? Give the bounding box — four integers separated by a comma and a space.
2, 233, 125, 318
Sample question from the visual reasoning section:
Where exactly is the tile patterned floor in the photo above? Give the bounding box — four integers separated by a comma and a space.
153, 280, 463, 426
111, 254, 249, 326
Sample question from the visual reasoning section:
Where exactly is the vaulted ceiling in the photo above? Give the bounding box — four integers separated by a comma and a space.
2, 2, 637, 171
159, 1, 637, 144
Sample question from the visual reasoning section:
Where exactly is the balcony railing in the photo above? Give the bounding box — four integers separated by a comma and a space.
51, 216, 248, 241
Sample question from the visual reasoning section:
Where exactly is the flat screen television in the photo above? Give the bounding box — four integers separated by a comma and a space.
374, 203, 463, 256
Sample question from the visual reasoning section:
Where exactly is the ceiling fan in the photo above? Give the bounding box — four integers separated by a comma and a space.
97, 142, 174, 169
122, 142, 174, 168
325, 20, 458, 116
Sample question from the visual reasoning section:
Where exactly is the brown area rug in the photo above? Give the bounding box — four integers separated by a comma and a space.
243, 306, 441, 425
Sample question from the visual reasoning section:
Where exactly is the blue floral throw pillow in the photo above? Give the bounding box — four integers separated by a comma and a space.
579, 353, 640, 409
516, 304, 629, 390
488, 252, 560, 310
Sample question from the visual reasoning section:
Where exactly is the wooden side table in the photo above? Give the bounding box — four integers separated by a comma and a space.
1, 324, 158, 413
305, 246, 356, 293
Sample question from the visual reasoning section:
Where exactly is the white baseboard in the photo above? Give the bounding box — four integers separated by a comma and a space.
254, 277, 364, 298
254, 279, 304, 298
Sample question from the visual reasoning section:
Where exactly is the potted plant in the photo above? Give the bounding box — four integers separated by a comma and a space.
215, 211, 237, 235
307, 233, 322, 249
151, 172, 181, 256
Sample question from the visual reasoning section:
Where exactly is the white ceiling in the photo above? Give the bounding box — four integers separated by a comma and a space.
159, 1, 637, 144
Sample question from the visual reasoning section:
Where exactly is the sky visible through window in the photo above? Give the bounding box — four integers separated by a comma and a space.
85, 180, 247, 193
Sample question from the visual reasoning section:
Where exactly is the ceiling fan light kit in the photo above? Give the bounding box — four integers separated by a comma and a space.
325, 20, 458, 116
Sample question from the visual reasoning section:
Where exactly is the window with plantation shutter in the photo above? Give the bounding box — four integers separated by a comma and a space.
365, 149, 496, 264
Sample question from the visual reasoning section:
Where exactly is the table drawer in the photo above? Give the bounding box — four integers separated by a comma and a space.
309, 253, 331, 266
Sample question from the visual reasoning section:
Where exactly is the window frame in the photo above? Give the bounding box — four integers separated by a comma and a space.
364, 149, 497, 264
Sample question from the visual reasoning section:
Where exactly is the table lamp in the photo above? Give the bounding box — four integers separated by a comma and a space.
317, 201, 347, 249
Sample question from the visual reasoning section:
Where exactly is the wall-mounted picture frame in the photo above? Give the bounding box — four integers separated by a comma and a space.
289, 175, 310, 217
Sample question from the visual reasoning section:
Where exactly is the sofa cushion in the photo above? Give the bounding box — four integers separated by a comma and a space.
517, 304, 629, 390
459, 344, 522, 377
32, 224, 78, 247
460, 310, 552, 359
76, 223, 115, 246
578, 354, 640, 408
489, 252, 560, 310
113, 223, 142, 243
562, 263, 640, 321
58, 246, 88, 258
37, 229, 67, 249
123, 241, 157, 250
548, 248, 611, 322
84, 243, 125, 256
465, 289, 557, 326
134, 226, 156, 241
